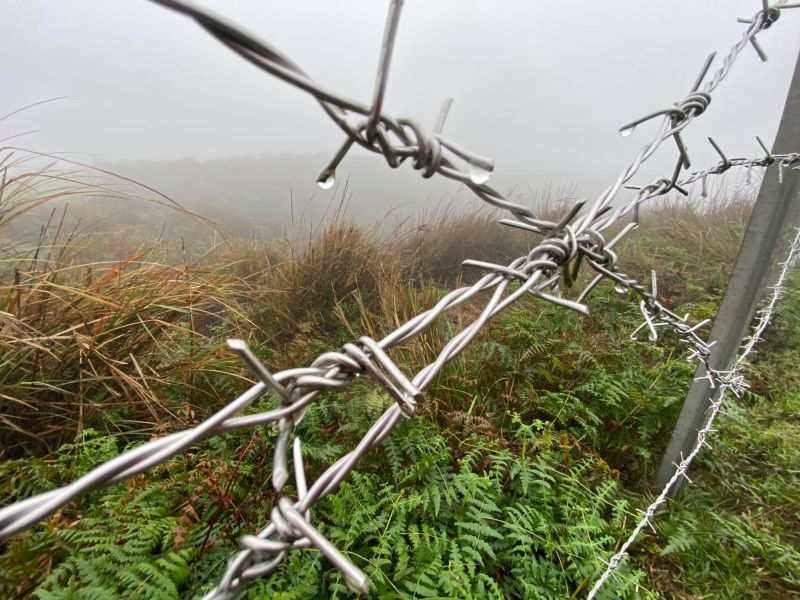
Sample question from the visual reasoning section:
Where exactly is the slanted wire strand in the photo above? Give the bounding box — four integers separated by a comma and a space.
145, 0, 792, 233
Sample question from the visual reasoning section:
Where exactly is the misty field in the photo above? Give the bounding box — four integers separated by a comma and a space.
0, 164, 798, 599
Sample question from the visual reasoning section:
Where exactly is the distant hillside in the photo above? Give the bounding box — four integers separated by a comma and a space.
106, 153, 464, 233
1, 151, 576, 248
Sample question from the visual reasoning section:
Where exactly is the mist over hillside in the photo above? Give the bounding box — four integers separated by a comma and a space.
100, 152, 583, 236
107, 153, 459, 228
0, 147, 584, 254
4, 0, 796, 249
2, 145, 753, 256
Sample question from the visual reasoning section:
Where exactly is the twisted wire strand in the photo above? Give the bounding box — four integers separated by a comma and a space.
594, 150, 800, 233
0, 1, 798, 598
574, 0, 793, 234
587, 225, 800, 600
0, 151, 786, 534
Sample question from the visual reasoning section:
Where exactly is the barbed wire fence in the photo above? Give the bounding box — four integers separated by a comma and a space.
1, 1, 799, 598
587, 225, 800, 599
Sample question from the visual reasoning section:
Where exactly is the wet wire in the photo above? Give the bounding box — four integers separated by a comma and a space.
0, 1, 799, 598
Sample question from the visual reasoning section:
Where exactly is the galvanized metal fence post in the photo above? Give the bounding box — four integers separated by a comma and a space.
656, 47, 800, 490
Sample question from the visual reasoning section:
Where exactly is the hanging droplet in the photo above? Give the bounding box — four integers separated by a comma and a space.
746, 164, 752, 185
620, 125, 636, 137
316, 172, 335, 190
615, 284, 627, 294
468, 161, 492, 185
700, 176, 708, 200
779, 162, 784, 184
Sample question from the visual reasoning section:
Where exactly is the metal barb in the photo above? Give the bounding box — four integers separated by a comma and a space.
366, 0, 404, 142
750, 35, 769, 61
756, 135, 774, 163
433, 97, 453, 134
227, 339, 291, 405
691, 52, 718, 93
708, 137, 731, 171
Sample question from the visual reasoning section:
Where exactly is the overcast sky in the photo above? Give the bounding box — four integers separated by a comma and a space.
3, 1, 800, 203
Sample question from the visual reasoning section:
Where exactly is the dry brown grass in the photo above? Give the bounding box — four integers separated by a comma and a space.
618, 192, 753, 305
0, 226, 255, 456
0, 153, 250, 456
0, 156, 753, 456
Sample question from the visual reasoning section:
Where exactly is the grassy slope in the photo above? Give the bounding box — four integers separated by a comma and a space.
646, 275, 800, 599
0, 189, 798, 599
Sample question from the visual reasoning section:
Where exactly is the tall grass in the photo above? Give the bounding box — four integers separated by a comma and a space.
0, 152, 245, 456
4, 153, 783, 599
619, 192, 753, 304
0, 150, 754, 461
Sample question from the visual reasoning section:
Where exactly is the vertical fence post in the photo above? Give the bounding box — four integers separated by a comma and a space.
656, 48, 800, 491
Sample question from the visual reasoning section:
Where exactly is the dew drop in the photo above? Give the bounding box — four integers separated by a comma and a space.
620, 125, 636, 138
468, 161, 492, 185
779, 163, 784, 184
316, 172, 335, 190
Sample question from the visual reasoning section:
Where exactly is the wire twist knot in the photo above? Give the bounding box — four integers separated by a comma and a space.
342, 336, 422, 417
676, 91, 712, 119
758, 5, 782, 28
237, 498, 370, 595
318, 112, 495, 192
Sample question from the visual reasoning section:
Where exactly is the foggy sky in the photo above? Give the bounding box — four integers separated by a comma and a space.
4, 1, 800, 205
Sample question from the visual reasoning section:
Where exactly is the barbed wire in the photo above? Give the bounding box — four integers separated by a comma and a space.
587, 225, 800, 600
148, 0, 795, 235
0, 1, 798, 598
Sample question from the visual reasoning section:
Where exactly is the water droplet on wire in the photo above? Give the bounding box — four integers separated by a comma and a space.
468, 162, 492, 185
620, 126, 636, 137
317, 173, 336, 190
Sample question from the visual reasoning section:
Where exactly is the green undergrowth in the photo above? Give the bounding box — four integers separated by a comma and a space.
0, 278, 768, 600
1, 203, 799, 599
643, 278, 800, 599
